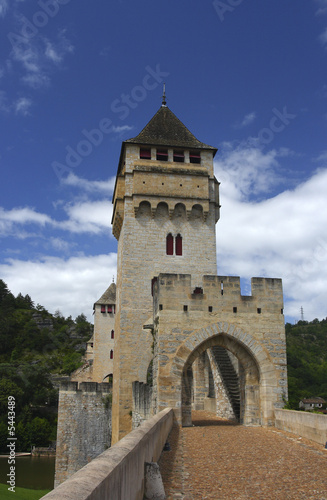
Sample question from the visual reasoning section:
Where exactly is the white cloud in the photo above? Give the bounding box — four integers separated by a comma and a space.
0, 199, 113, 237
0, 254, 117, 321
240, 112, 256, 128
0, 207, 52, 235
214, 142, 284, 200
215, 145, 327, 322
314, 0, 327, 15
9, 26, 74, 88
62, 173, 116, 193
59, 200, 113, 234
15, 96, 32, 115
0, 0, 8, 18
111, 125, 134, 134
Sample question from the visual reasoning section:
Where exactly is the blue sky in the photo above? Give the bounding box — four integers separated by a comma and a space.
0, 0, 326, 323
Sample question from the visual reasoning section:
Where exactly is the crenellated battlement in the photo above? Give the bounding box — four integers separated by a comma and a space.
153, 273, 284, 317
60, 381, 111, 393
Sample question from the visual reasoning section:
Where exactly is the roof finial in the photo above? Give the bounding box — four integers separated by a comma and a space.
162, 83, 167, 107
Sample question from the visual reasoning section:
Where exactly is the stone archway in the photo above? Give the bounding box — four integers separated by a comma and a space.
181, 333, 260, 426
155, 322, 282, 428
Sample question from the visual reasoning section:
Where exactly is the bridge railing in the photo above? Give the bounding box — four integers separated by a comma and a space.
275, 409, 327, 446
41, 407, 174, 500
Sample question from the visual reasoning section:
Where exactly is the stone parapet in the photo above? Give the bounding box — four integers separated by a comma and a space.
275, 409, 327, 446
41, 408, 174, 500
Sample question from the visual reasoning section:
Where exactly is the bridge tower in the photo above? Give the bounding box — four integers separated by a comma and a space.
111, 96, 220, 442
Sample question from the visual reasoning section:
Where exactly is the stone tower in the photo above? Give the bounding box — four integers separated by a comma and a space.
111, 99, 220, 442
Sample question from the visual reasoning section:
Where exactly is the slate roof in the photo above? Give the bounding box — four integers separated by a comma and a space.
125, 105, 217, 152
94, 282, 116, 305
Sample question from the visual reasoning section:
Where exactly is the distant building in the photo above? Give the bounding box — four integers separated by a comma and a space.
299, 397, 325, 411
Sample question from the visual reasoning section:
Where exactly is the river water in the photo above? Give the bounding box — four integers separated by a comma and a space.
0, 455, 55, 490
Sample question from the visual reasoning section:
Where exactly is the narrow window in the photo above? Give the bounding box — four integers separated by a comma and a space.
190, 151, 201, 164
140, 148, 151, 159
157, 148, 168, 161
111, 330, 114, 339
281, 308, 284, 314
101, 305, 106, 313
257, 308, 261, 314
233, 307, 237, 313
221, 281, 224, 295
175, 234, 183, 256
159, 304, 163, 311
110, 350, 114, 360
173, 150, 184, 163
108, 305, 113, 313
166, 233, 174, 255
208, 306, 213, 313
183, 305, 188, 312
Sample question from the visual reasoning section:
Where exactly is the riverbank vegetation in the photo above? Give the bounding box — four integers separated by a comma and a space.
0, 280, 92, 453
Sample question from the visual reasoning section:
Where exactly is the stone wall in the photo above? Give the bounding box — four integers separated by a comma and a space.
55, 381, 111, 487
41, 409, 174, 500
275, 409, 327, 446
132, 381, 153, 428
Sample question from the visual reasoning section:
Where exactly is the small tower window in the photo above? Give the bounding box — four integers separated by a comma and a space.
190, 151, 201, 164
108, 305, 113, 313
166, 233, 174, 255
111, 330, 114, 339
176, 234, 183, 256
110, 350, 114, 360
101, 305, 106, 313
157, 148, 168, 161
140, 148, 151, 159
173, 150, 184, 163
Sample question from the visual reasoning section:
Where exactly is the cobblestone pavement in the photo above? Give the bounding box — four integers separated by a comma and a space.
158, 411, 327, 500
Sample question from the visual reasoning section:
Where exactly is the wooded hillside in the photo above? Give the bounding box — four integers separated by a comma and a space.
0, 280, 92, 453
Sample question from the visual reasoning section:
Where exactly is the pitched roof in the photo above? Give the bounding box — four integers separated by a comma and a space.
94, 283, 116, 305
125, 105, 217, 152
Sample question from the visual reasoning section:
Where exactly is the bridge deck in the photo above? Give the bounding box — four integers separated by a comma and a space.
158, 411, 327, 500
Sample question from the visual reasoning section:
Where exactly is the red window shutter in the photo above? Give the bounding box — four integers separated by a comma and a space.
111, 330, 114, 339
157, 149, 168, 161
101, 305, 105, 313
140, 148, 151, 159
108, 305, 112, 313
190, 151, 201, 164
176, 234, 183, 255
166, 234, 174, 255
110, 350, 113, 359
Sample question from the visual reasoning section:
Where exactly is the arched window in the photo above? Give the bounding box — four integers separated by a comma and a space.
176, 234, 183, 256
110, 350, 114, 360
166, 233, 174, 255
111, 330, 114, 339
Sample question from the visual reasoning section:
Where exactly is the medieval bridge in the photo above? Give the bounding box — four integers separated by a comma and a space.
42, 100, 327, 499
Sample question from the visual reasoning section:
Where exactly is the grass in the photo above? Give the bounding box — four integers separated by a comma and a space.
0, 483, 51, 499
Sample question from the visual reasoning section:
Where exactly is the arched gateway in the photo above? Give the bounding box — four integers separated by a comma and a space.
151, 274, 287, 428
